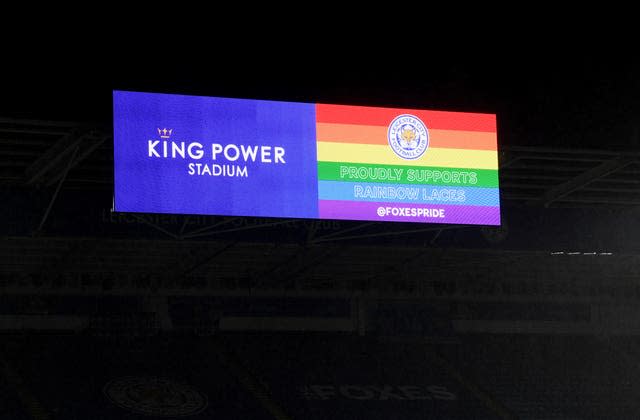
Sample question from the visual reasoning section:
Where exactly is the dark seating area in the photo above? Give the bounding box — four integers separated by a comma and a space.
3, 332, 640, 419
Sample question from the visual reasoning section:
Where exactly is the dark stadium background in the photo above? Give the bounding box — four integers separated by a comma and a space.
2, 34, 640, 419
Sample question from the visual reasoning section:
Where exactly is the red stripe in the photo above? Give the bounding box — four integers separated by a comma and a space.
316, 103, 496, 132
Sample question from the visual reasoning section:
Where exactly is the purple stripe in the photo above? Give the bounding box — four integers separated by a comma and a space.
319, 200, 501, 226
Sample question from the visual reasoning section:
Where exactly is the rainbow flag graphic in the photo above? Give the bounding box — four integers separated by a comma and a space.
315, 103, 500, 225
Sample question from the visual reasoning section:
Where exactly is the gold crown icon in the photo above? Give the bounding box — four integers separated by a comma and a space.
157, 128, 173, 139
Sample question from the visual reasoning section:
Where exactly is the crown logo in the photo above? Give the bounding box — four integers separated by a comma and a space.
157, 128, 173, 139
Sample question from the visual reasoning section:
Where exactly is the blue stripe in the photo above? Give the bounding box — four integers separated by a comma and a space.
318, 180, 500, 207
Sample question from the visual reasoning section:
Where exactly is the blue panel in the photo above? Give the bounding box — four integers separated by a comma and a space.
113, 91, 318, 218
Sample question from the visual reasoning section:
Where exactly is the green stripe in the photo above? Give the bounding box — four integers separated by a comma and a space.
318, 161, 499, 188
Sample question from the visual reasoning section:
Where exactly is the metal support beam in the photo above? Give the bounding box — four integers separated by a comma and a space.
277, 246, 346, 287
34, 145, 79, 234
44, 133, 107, 186
312, 222, 375, 242
131, 214, 180, 239
24, 129, 83, 185
0, 117, 79, 127
312, 225, 464, 244
530, 157, 635, 207
503, 145, 637, 157
254, 245, 310, 285
24, 129, 108, 186
177, 242, 236, 278
181, 217, 239, 238
181, 219, 296, 239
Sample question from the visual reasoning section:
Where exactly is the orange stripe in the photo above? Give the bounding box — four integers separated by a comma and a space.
316, 122, 497, 151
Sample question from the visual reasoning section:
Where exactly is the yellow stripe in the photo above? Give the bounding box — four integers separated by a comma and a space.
316, 142, 498, 170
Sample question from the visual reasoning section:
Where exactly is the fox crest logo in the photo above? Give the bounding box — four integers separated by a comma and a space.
388, 114, 429, 160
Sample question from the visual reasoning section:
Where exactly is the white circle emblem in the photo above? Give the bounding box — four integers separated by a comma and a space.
387, 114, 429, 160
104, 376, 208, 417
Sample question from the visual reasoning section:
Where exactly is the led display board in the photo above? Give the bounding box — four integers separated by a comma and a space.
113, 91, 499, 225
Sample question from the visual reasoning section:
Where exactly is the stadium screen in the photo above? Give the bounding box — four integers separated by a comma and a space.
113, 91, 499, 225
